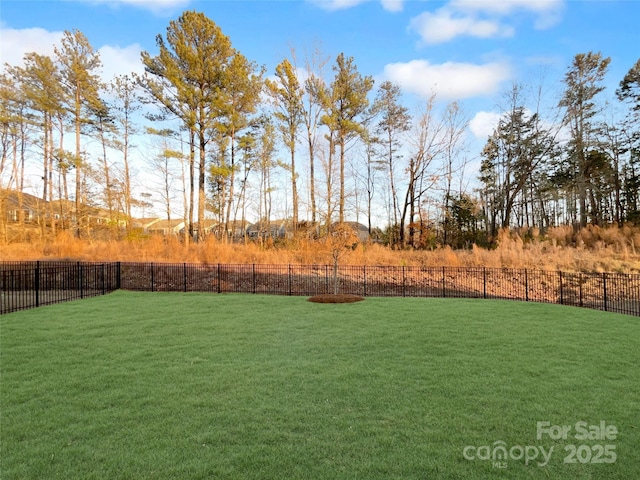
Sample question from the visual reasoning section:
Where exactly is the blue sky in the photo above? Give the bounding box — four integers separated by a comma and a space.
1, 0, 638, 220
2, 1, 637, 111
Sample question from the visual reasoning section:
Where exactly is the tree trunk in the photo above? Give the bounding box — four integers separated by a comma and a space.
291, 146, 298, 228
308, 131, 317, 224
188, 128, 195, 240
75, 88, 82, 238
225, 129, 236, 241
198, 128, 206, 242
338, 135, 345, 223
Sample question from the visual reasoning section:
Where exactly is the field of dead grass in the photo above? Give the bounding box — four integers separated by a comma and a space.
1, 225, 640, 273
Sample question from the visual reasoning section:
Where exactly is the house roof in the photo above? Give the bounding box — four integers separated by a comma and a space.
132, 218, 161, 228
148, 219, 185, 230
331, 221, 369, 231
211, 220, 250, 231
1, 189, 44, 210
247, 219, 291, 231
190, 220, 218, 231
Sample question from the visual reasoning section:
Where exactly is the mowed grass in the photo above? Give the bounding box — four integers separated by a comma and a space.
1, 292, 639, 480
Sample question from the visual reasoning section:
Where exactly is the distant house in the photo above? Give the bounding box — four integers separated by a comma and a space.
188, 220, 218, 240
85, 207, 127, 228
2, 190, 43, 223
147, 219, 185, 236
48, 199, 75, 226
2, 188, 136, 233
131, 218, 162, 232
211, 220, 250, 240
331, 221, 370, 242
246, 219, 292, 240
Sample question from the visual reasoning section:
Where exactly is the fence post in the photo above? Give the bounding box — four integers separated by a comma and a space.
116, 262, 121, 290
35, 261, 40, 307
289, 264, 292, 296
151, 263, 155, 292
79, 262, 84, 299
252, 264, 256, 294
183, 263, 187, 292
363, 265, 367, 297
442, 266, 446, 298
325, 265, 329, 293
525, 269, 529, 302
217, 264, 221, 294
102, 264, 105, 295
483, 267, 487, 299
402, 266, 406, 297
603, 272, 608, 312
559, 271, 563, 305
579, 273, 583, 307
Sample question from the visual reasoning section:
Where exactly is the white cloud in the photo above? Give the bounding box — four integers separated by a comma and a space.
98, 43, 146, 80
380, 0, 403, 12
452, 0, 565, 29
409, 0, 564, 45
469, 111, 501, 139
409, 9, 513, 44
0, 27, 63, 69
310, 0, 403, 12
0, 26, 144, 82
309, 0, 366, 10
383, 59, 511, 100
451, 0, 562, 16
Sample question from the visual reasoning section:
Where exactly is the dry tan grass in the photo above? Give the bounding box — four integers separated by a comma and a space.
2, 225, 640, 273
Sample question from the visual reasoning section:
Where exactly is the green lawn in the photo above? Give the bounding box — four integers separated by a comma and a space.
1, 291, 639, 479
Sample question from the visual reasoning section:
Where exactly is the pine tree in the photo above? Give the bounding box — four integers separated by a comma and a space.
16, 53, 65, 234
372, 81, 410, 245
55, 29, 103, 237
110, 74, 140, 231
322, 53, 374, 223
216, 52, 264, 236
266, 59, 304, 228
559, 51, 611, 227
140, 10, 234, 240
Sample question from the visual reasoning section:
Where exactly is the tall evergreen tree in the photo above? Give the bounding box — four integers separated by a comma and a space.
266, 59, 303, 228
616, 58, 640, 119
216, 52, 263, 235
55, 29, 103, 237
110, 74, 140, 231
15, 53, 65, 234
481, 94, 557, 232
559, 51, 611, 227
140, 10, 234, 240
19, 54, 64, 201
616, 59, 640, 224
322, 53, 374, 223
372, 80, 410, 245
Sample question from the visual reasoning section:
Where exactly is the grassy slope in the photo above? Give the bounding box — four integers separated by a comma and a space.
1, 292, 639, 479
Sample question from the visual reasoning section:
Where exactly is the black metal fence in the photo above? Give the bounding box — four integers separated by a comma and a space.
1, 261, 120, 314
2, 261, 639, 316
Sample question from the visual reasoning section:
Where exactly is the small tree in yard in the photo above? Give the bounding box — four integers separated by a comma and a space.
324, 223, 358, 294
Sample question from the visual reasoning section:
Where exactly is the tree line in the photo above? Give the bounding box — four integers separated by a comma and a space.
1, 10, 638, 248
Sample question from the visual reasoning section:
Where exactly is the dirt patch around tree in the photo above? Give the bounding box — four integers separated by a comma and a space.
307, 294, 365, 304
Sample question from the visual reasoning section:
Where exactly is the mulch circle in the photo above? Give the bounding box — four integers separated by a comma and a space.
307, 294, 365, 304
